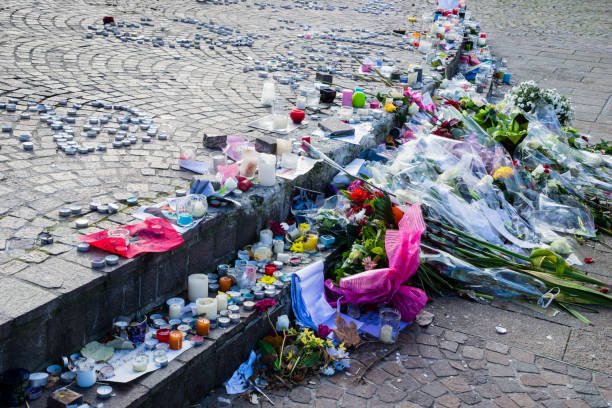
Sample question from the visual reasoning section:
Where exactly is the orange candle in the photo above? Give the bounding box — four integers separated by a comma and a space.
196, 318, 210, 336
169, 330, 183, 350
219, 276, 232, 292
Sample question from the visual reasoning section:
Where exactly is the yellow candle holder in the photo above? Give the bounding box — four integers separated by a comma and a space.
302, 233, 319, 253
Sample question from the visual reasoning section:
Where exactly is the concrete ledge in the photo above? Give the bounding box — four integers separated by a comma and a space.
28, 287, 292, 408
0, 111, 399, 373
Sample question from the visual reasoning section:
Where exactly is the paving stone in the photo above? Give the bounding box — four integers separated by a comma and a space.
494, 396, 521, 408
486, 341, 509, 355
489, 363, 516, 377
436, 394, 462, 408
375, 385, 407, 403
381, 361, 405, 376
512, 360, 540, 374
421, 381, 448, 397
509, 392, 537, 407
475, 382, 503, 399
567, 366, 592, 381
440, 376, 471, 394
345, 382, 376, 399
289, 386, 312, 404
456, 390, 482, 405
430, 360, 459, 377
416, 333, 439, 346
536, 358, 569, 374
403, 356, 427, 369
440, 340, 459, 352
495, 378, 526, 393
340, 393, 368, 408
572, 379, 601, 395
487, 350, 511, 365
406, 390, 434, 407
316, 384, 344, 400
542, 371, 570, 385
520, 374, 548, 387
444, 331, 469, 344
463, 346, 485, 360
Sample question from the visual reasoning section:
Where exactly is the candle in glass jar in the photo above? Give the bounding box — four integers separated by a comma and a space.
188, 274, 208, 302
196, 297, 217, 318
273, 239, 284, 254
302, 233, 319, 252
216, 293, 228, 312
168, 303, 182, 319
156, 328, 171, 343
239, 149, 258, 179
260, 80, 275, 106
169, 330, 183, 350
132, 354, 149, 372
276, 138, 292, 155
196, 318, 210, 336
219, 276, 232, 292
341, 89, 353, 107
258, 153, 277, 187
264, 264, 277, 276
379, 324, 394, 344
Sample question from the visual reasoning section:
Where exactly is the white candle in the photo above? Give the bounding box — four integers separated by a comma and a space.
196, 297, 217, 318
379, 324, 394, 344
276, 253, 290, 263
261, 81, 276, 107
258, 153, 276, 187
188, 274, 208, 302
276, 138, 292, 156
168, 303, 182, 319
273, 239, 284, 254
272, 114, 288, 130
216, 293, 228, 312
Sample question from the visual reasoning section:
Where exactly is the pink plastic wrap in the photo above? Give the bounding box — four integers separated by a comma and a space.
324, 204, 428, 322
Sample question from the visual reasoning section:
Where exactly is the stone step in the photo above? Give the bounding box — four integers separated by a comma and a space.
0, 112, 396, 375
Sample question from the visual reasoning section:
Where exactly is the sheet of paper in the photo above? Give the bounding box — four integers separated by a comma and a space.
96, 331, 192, 383
328, 122, 372, 145
276, 156, 319, 180
179, 159, 210, 174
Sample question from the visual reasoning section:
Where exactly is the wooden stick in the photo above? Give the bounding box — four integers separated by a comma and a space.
353, 344, 399, 384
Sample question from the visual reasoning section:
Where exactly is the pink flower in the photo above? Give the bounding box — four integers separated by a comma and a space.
254, 299, 276, 315
362, 256, 377, 270
317, 324, 332, 338
347, 179, 364, 192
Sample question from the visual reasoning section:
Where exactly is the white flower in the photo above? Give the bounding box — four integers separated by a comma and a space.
549, 237, 572, 256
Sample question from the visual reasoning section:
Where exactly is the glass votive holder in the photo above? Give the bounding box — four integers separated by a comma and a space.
378, 308, 401, 344
175, 197, 193, 226
302, 233, 319, 253
108, 227, 130, 252
180, 145, 196, 161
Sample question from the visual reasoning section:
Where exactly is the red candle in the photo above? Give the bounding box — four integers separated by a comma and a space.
156, 328, 171, 343
264, 264, 277, 276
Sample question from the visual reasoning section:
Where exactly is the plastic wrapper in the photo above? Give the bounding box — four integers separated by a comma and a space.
421, 245, 547, 298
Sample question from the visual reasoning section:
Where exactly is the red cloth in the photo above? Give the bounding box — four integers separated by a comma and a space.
79, 218, 184, 258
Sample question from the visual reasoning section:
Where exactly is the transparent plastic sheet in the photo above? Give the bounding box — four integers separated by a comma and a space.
526, 194, 596, 238
421, 245, 547, 298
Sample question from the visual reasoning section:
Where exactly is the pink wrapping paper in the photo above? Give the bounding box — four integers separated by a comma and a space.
325, 204, 428, 322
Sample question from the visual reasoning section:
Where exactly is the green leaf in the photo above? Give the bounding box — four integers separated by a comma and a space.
529, 248, 566, 276
371, 246, 384, 255
258, 339, 276, 355
300, 351, 322, 368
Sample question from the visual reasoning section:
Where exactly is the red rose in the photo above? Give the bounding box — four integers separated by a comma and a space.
349, 187, 370, 204
317, 324, 332, 338
363, 204, 374, 215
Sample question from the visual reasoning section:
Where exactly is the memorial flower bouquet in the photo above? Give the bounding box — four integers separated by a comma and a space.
504, 81, 574, 126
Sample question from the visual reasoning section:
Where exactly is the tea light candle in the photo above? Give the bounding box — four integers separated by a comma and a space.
155, 343, 170, 352
105, 255, 119, 266
75, 218, 89, 229
144, 339, 158, 350
59, 207, 71, 217
188, 274, 208, 302
342, 89, 353, 107
77, 243, 90, 252
265, 289, 276, 298
177, 324, 191, 334
196, 297, 217, 318
216, 293, 228, 312
243, 300, 255, 311
229, 313, 241, 324
154, 350, 168, 367
132, 354, 149, 372
91, 257, 105, 269
168, 303, 182, 319
218, 316, 230, 328
191, 335, 204, 346
196, 318, 210, 336
264, 264, 277, 276
273, 261, 283, 270
169, 330, 183, 350
228, 304, 240, 314
303, 234, 319, 252
97, 385, 113, 399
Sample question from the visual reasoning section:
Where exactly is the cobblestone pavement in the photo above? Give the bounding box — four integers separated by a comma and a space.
202, 323, 612, 408
471, 0, 612, 142
0, 0, 432, 257
0, 0, 434, 324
